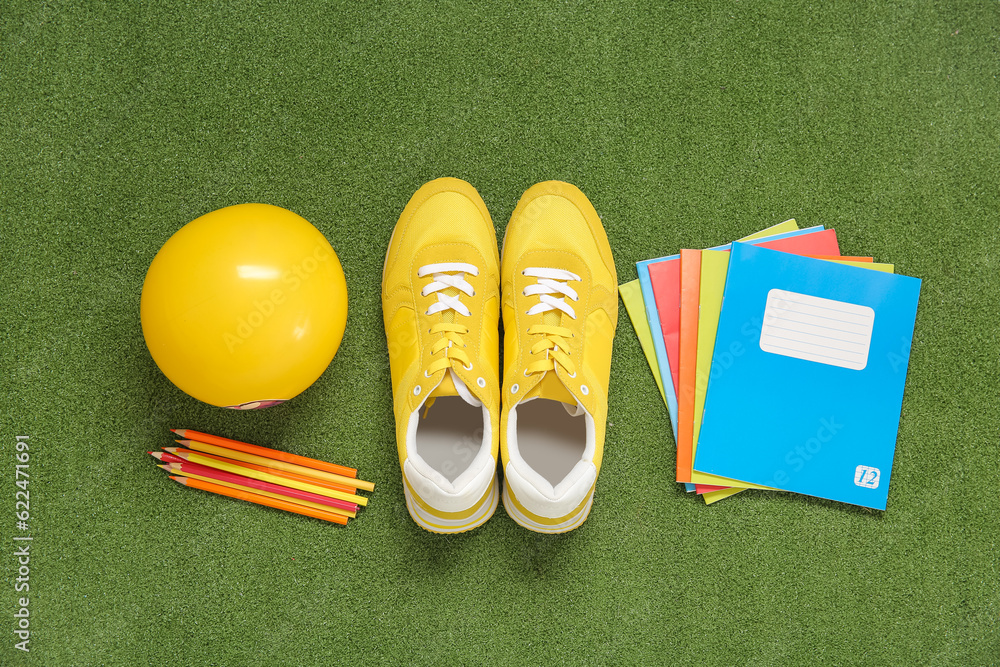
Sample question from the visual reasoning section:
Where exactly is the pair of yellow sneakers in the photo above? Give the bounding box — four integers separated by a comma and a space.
382, 178, 617, 534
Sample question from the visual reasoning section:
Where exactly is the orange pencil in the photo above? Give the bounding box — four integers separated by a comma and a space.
166, 449, 368, 506
160, 465, 357, 518
166, 447, 357, 495
178, 439, 375, 492
170, 476, 348, 525
160, 460, 358, 512
171, 429, 357, 478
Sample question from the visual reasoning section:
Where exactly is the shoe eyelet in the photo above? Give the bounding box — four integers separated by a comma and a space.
424, 370, 431, 378
414, 386, 421, 396
523, 369, 530, 377
511, 383, 519, 394
463, 362, 473, 371
567, 371, 577, 379
580, 384, 589, 395
477, 377, 486, 388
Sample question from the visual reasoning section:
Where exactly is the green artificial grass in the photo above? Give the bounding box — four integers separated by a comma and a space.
2, 1, 998, 664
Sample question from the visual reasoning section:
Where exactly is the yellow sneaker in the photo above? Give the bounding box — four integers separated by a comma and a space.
382, 177, 501, 533
500, 181, 618, 533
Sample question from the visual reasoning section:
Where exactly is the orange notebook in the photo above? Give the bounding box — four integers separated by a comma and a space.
676, 250, 702, 483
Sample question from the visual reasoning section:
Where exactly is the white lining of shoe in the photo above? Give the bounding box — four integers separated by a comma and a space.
404, 370, 495, 513
512, 397, 587, 486
504, 393, 598, 518
413, 395, 484, 484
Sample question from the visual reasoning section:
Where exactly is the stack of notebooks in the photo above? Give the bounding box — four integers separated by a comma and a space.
620, 221, 921, 509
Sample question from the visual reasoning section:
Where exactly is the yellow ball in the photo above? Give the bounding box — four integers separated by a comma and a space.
140, 204, 348, 409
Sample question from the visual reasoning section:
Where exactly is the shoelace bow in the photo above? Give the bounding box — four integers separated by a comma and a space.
522, 267, 580, 377
419, 262, 477, 376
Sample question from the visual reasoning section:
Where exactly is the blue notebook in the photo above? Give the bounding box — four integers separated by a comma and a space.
693, 243, 921, 509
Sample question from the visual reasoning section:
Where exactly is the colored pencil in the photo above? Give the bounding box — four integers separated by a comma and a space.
171, 429, 357, 478
166, 449, 367, 506
170, 476, 348, 525
148, 450, 185, 464
161, 461, 358, 513
160, 465, 357, 518
178, 439, 375, 492
166, 447, 357, 494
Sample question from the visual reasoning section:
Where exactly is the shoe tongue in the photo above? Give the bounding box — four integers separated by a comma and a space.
429, 369, 480, 407
431, 369, 460, 398
524, 370, 577, 405
440, 287, 459, 324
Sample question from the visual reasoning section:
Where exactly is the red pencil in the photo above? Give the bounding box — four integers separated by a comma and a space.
165, 460, 358, 513
165, 448, 366, 506
171, 429, 357, 478
170, 476, 348, 525
148, 450, 185, 464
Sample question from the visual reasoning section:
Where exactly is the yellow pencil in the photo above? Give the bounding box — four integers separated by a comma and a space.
178, 439, 375, 492
166, 449, 368, 506
159, 465, 356, 518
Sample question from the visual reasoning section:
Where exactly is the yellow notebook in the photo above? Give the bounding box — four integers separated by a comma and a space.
619, 280, 666, 406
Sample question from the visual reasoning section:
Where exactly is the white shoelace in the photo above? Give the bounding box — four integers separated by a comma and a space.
523, 267, 580, 318
418, 262, 478, 316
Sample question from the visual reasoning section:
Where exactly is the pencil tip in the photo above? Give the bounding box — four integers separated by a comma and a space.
170, 429, 182, 435
170, 475, 188, 485
175, 439, 190, 445
149, 452, 164, 460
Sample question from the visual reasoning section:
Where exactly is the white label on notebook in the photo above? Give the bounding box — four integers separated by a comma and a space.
854, 465, 881, 488
760, 289, 875, 371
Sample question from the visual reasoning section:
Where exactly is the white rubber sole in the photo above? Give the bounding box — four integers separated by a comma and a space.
403, 478, 499, 534
501, 483, 594, 534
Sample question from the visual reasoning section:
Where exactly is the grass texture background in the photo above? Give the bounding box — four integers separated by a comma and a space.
2, 1, 998, 664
